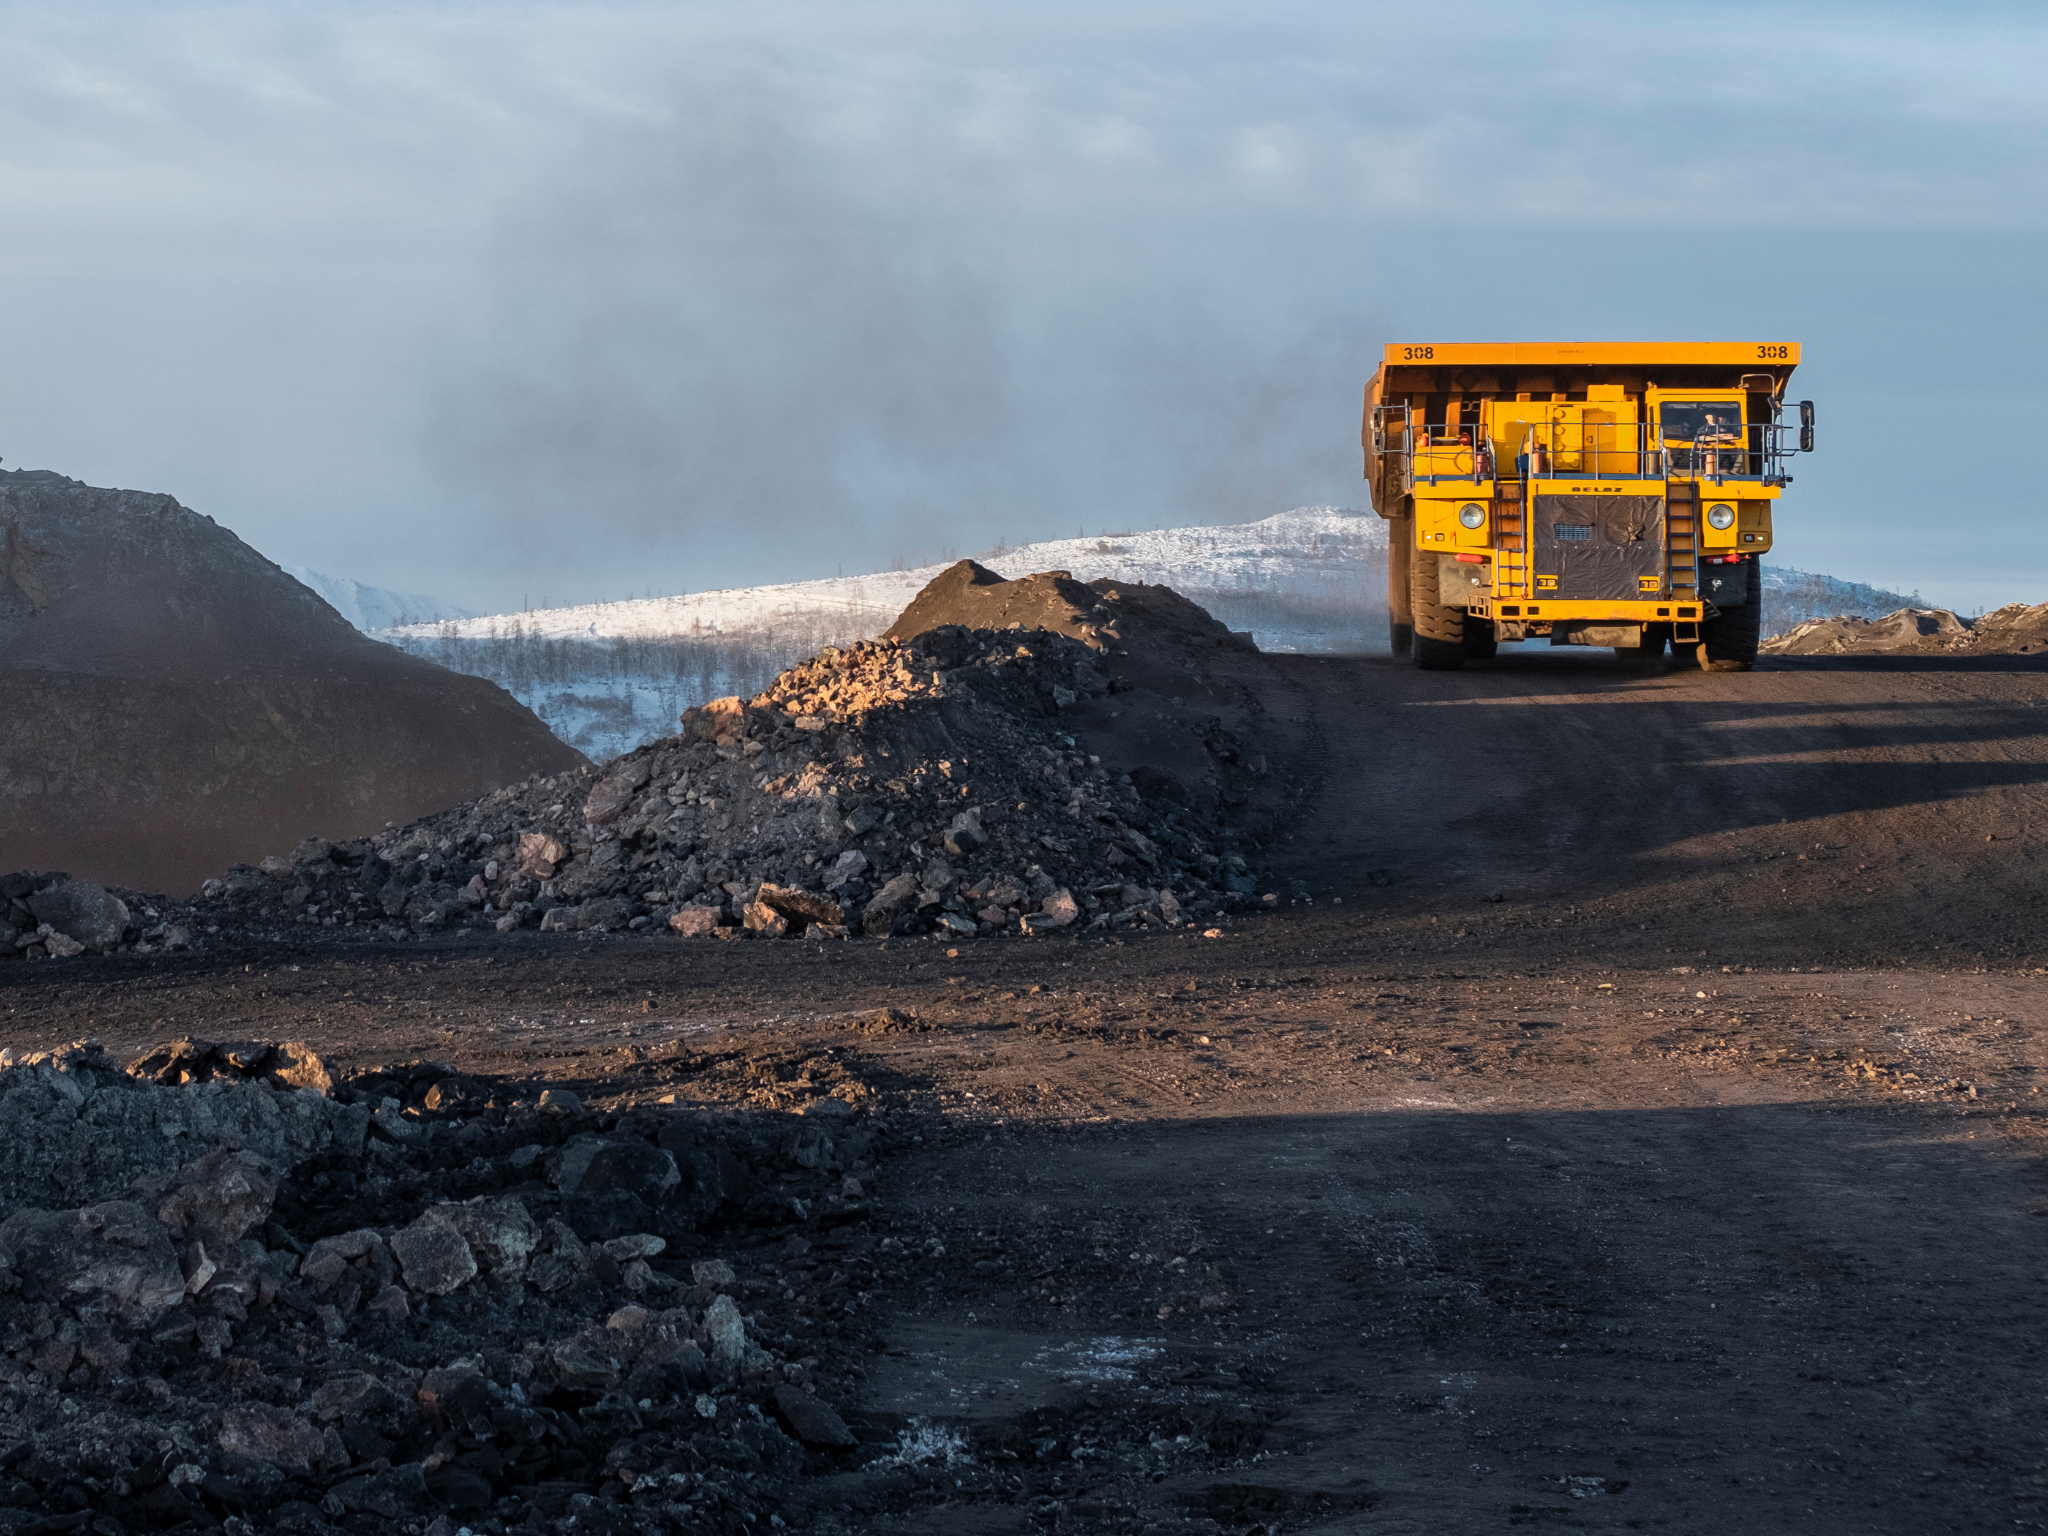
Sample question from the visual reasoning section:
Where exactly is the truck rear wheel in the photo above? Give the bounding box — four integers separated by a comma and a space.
1387, 517, 1414, 657
1699, 568, 1761, 672
1411, 544, 1465, 670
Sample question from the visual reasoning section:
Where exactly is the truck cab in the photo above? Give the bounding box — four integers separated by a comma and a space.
1363, 344, 1813, 671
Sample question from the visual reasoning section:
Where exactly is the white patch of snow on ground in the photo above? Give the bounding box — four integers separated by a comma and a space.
873, 1418, 975, 1468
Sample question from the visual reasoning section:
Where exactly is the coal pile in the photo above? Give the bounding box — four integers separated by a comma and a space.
0, 1039, 902, 1533
18, 563, 1287, 957
0, 468, 584, 894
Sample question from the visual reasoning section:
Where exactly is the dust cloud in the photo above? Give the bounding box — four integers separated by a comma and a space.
420, 52, 1373, 589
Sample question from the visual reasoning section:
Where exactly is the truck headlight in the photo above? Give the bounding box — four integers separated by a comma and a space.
1458, 503, 1486, 529
1707, 503, 1736, 530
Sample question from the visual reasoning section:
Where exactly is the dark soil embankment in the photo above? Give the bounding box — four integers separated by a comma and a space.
0, 469, 584, 893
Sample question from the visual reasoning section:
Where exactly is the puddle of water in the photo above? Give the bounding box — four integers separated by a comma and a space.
1028, 1335, 1166, 1383
869, 1325, 1179, 1419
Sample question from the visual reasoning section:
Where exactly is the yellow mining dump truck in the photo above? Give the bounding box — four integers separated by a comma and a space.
1363, 343, 1814, 671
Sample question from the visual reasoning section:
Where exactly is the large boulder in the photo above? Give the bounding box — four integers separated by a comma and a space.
0, 1200, 185, 1322
772, 1383, 857, 1448
25, 880, 128, 950
387, 1219, 478, 1296
219, 1404, 339, 1478
754, 883, 844, 929
144, 1147, 279, 1240
861, 872, 921, 937
548, 1135, 721, 1241
418, 1197, 539, 1279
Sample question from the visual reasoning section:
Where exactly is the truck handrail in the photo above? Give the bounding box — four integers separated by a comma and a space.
1376, 411, 1805, 486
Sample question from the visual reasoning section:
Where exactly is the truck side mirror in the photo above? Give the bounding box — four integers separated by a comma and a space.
1798, 400, 1815, 452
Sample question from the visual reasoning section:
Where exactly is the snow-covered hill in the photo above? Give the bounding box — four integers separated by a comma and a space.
1760, 566, 1918, 633
376, 508, 1386, 759
285, 567, 473, 630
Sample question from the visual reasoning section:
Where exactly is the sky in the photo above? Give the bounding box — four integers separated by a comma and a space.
1, 1, 2042, 614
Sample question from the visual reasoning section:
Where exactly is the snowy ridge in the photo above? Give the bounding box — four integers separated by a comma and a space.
381, 568, 943, 647
286, 567, 473, 631
376, 508, 1382, 647
1758, 564, 1919, 633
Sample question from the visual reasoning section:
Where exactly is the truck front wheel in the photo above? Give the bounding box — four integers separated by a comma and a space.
1410, 546, 1465, 670
1698, 567, 1762, 672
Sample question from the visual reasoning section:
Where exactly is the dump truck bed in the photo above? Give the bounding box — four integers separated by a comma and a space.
1365, 342, 1801, 519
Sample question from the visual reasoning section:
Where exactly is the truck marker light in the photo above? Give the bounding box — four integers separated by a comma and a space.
1455, 554, 1484, 564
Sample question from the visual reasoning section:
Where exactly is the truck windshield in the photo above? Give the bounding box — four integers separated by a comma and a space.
1659, 401, 1743, 442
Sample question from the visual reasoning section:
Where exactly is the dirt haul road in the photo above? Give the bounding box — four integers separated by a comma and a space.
5, 647, 2048, 1535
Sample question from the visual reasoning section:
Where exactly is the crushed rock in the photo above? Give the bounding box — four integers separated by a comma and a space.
0, 1041, 364, 1220
0, 1037, 901, 1531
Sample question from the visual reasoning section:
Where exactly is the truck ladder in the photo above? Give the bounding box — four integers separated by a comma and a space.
1666, 483, 1698, 598
1494, 482, 1528, 598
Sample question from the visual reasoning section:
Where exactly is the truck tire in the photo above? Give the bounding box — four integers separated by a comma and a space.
1387, 518, 1414, 657
1699, 568, 1761, 672
1410, 544, 1465, 670
1462, 616, 1498, 661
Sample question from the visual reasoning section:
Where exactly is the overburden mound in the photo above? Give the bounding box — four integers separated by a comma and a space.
0, 470, 584, 892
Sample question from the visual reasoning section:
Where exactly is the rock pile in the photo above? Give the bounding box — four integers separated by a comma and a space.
11, 563, 1287, 955
0, 1040, 894, 1531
